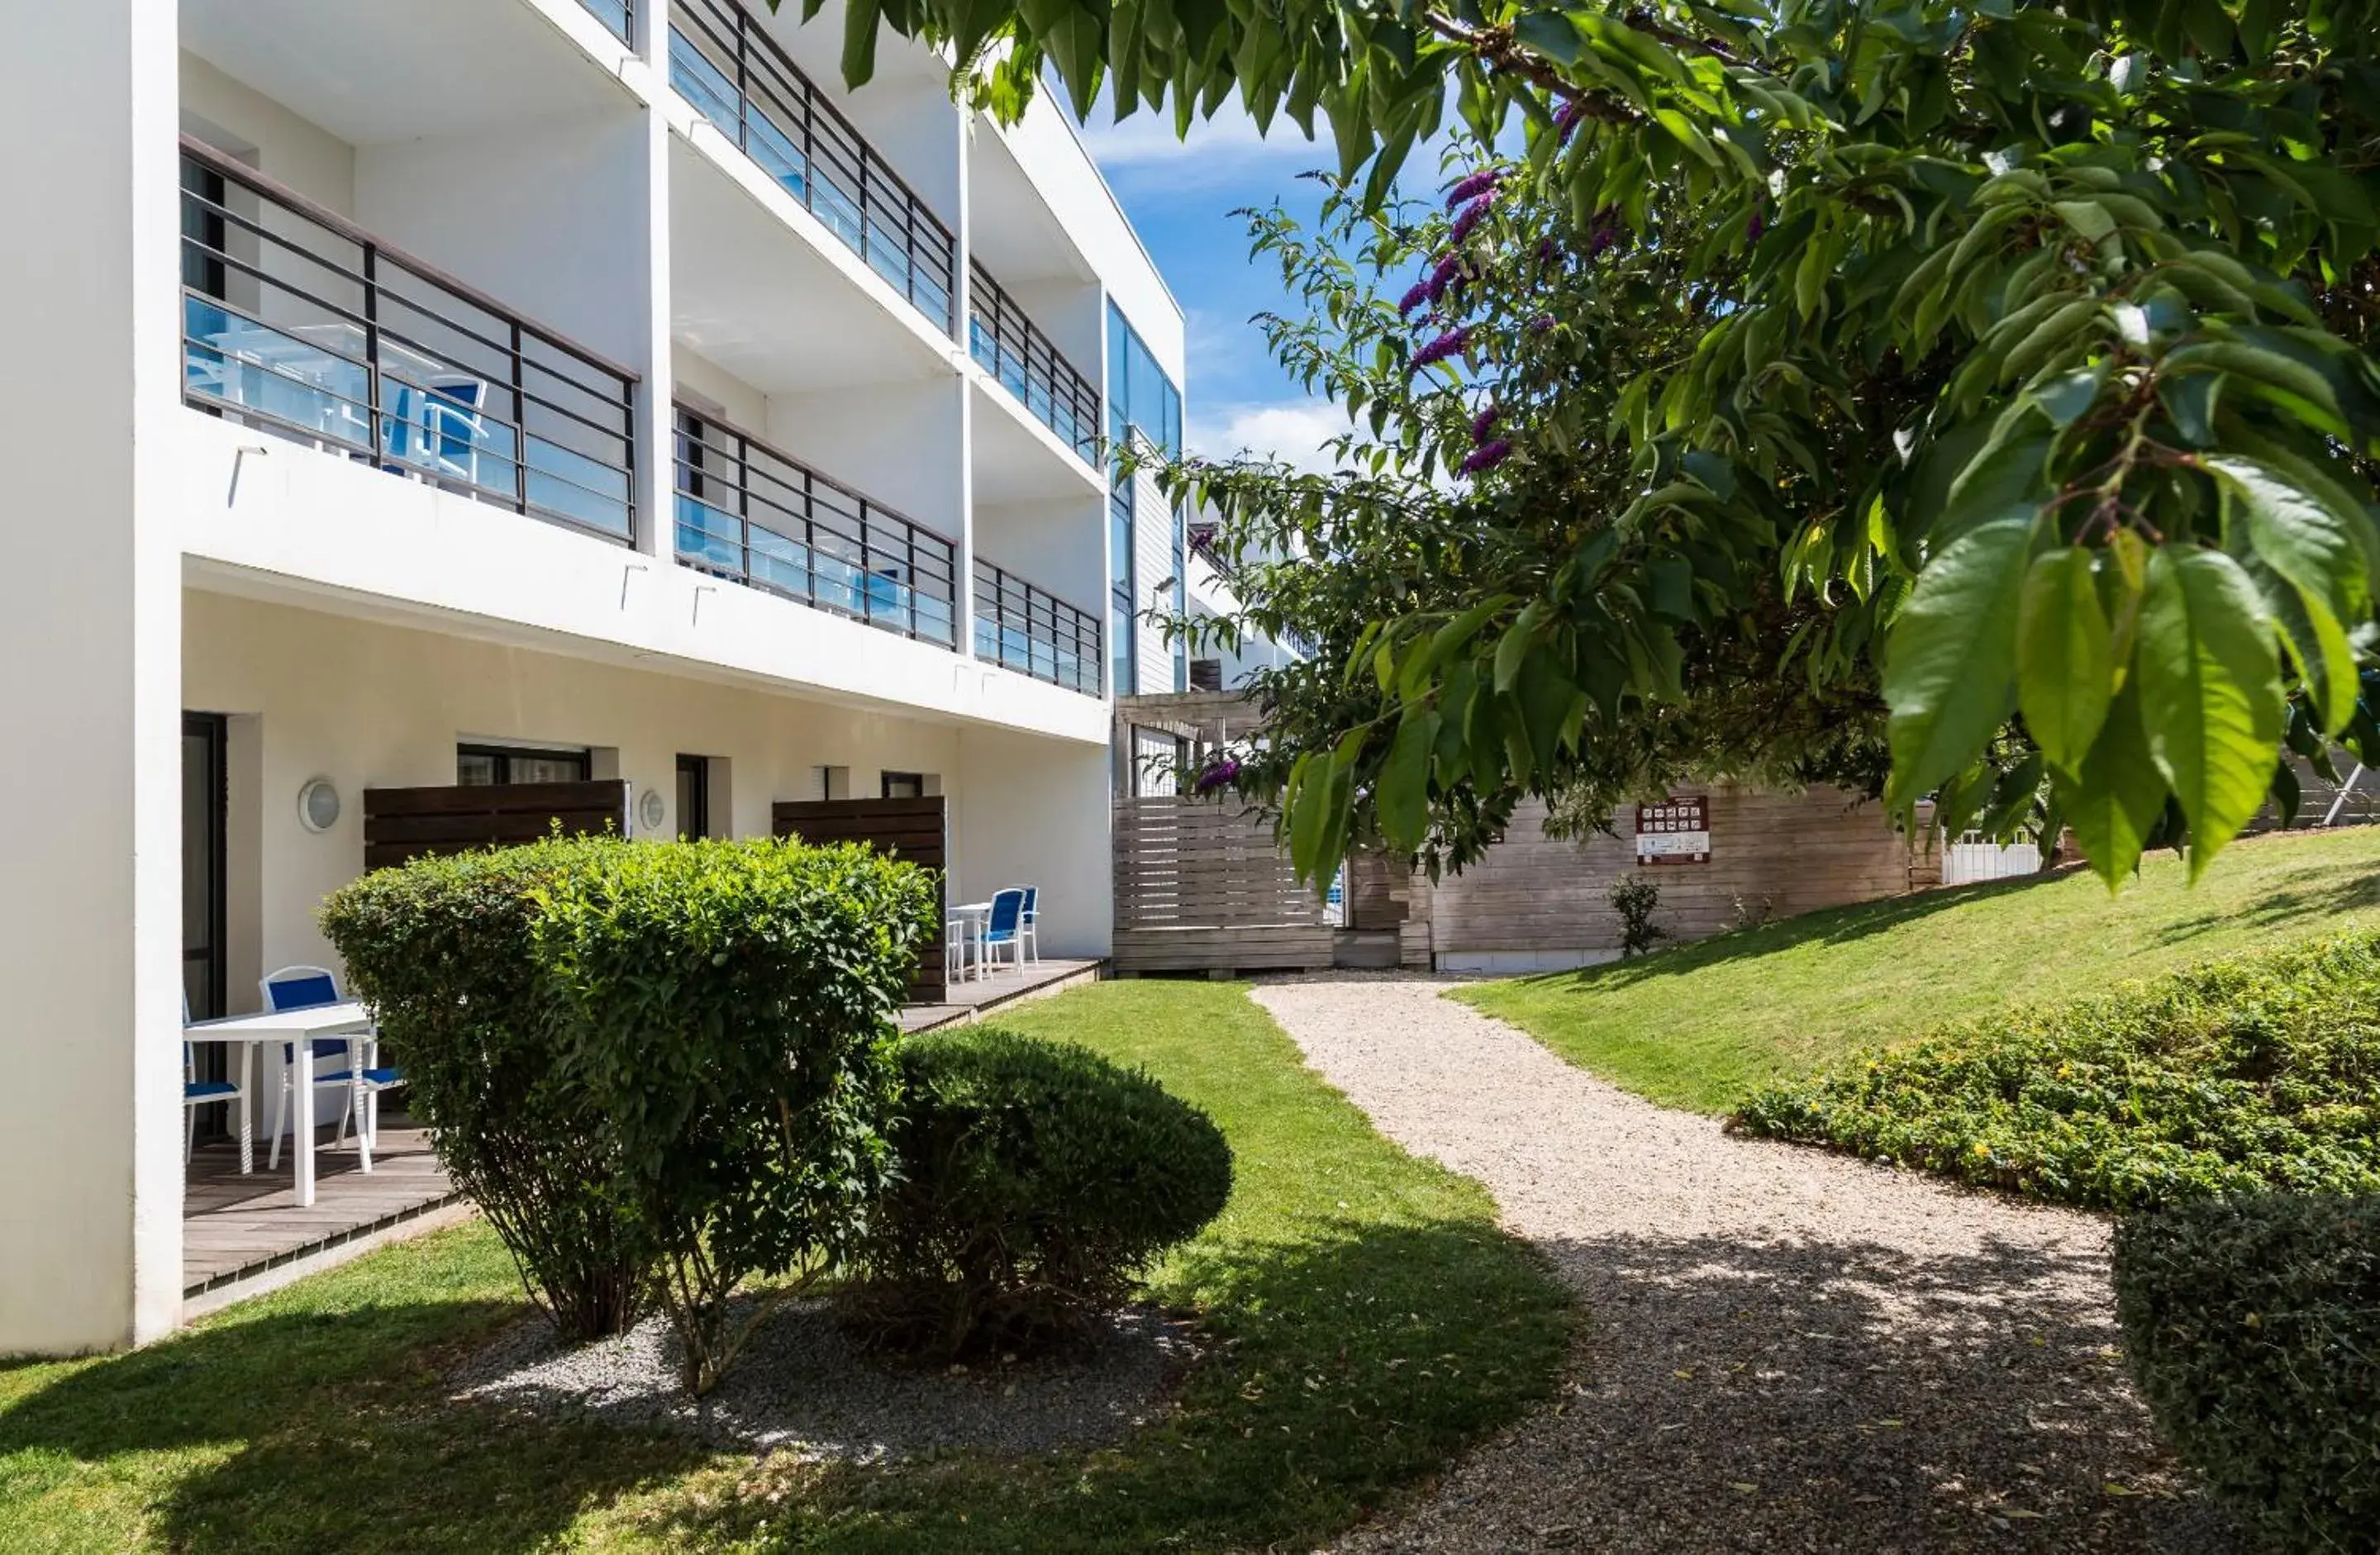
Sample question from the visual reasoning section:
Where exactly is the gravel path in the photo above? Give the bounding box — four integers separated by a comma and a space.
1249, 976, 2239, 1554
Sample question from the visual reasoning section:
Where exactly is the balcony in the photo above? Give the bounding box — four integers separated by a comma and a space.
578, 0, 633, 43
177, 140, 638, 543
973, 559, 1102, 697
669, 0, 956, 334
969, 262, 1100, 465
674, 406, 958, 645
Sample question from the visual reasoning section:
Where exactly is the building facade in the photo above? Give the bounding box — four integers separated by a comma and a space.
2, 0, 1188, 1353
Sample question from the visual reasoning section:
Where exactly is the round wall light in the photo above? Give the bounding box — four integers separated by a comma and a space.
297, 777, 341, 834
639, 787, 668, 835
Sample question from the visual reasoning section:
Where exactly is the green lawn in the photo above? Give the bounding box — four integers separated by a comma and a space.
1459, 825, 2380, 1115
0, 982, 1568, 1553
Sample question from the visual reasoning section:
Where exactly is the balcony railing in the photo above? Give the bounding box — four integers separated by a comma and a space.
177, 140, 637, 543
674, 406, 958, 645
578, 0, 632, 44
969, 263, 1100, 464
670, 0, 956, 333
973, 559, 1102, 697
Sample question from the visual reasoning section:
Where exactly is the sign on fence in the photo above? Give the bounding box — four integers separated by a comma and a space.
1635, 797, 1711, 866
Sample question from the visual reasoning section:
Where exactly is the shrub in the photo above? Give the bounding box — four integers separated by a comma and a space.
1608, 873, 1665, 958
1730, 930, 2380, 1210
847, 1027, 1234, 1362
2113, 1194, 2380, 1552
531, 837, 935, 1393
321, 837, 650, 1341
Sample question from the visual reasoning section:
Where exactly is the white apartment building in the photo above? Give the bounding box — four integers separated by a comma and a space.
2, 0, 1193, 1354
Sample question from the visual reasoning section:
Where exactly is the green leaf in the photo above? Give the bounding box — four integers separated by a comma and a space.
2135, 548, 2285, 880
2017, 548, 2114, 772
1884, 516, 2035, 811
2206, 454, 2363, 731
1377, 709, 1439, 853
1936, 427, 2052, 544
2056, 682, 2169, 888
1493, 602, 1543, 692
840, 0, 883, 86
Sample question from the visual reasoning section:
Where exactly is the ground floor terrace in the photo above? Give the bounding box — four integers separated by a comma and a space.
3, 570, 1118, 1357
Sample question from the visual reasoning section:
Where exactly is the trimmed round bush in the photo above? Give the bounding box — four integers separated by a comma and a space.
2113, 1193, 2380, 1552
847, 1027, 1234, 1362
321, 837, 650, 1340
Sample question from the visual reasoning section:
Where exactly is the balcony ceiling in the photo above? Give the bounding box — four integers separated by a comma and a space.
969, 126, 1096, 285
670, 136, 953, 393
972, 380, 1102, 506
181, 0, 629, 146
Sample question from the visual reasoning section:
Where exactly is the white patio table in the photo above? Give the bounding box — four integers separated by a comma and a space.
180, 1001, 374, 1208
949, 901, 992, 982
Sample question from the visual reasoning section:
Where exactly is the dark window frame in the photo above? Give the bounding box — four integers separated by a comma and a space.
457, 742, 592, 786
675, 753, 712, 840
880, 770, 926, 800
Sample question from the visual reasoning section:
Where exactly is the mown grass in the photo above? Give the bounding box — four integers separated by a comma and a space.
1459, 825, 2380, 1115
0, 981, 1569, 1553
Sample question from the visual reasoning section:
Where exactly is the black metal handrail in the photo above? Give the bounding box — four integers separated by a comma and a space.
969, 262, 1100, 464
973, 559, 1102, 696
579, 0, 633, 45
670, 0, 956, 333
177, 139, 637, 543
674, 405, 958, 645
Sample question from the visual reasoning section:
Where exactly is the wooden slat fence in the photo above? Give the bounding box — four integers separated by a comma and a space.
1113, 796, 1335, 972
362, 781, 630, 871
773, 796, 946, 1003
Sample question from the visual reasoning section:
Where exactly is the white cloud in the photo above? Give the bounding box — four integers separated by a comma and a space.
1187, 398, 1353, 476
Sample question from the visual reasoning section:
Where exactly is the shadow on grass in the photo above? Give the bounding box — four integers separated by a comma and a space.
0, 1296, 710, 1554
639, 1215, 1574, 1554
2146, 870, 2380, 945
1413, 1224, 2246, 1553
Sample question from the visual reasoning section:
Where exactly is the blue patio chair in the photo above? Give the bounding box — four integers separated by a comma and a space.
1019, 885, 1040, 963
261, 965, 403, 1172
981, 887, 1028, 978
182, 992, 242, 1166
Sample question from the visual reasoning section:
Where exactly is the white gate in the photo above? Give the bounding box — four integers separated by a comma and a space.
1942, 834, 2042, 886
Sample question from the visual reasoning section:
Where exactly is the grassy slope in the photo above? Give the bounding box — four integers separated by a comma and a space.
0, 981, 1568, 1554
1459, 826, 2380, 1115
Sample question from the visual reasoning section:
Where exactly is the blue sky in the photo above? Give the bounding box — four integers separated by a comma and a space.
1075, 105, 1351, 473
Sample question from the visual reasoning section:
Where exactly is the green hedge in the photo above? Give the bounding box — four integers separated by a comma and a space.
320, 837, 650, 1340
847, 1026, 1234, 1361
2113, 1194, 2380, 1551
323, 837, 936, 1391
1729, 930, 2380, 1210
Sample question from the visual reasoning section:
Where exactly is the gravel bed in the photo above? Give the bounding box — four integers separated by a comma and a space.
1250, 975, 2243, 1554
451, 1296, 1197, 1462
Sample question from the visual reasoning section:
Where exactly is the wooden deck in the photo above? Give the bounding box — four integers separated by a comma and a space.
183, 1117, 460, 1299
897, 958, 1102, 1031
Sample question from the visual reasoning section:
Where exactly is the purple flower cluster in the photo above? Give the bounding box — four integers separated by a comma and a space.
1528, 312, 1556, 334
1747, 207, 1767, 241
1536, 235, 1563, 266
1459, 439, 1513, 475
1449, 193, 1497, 246
1410, 326, 1470, 373
1471, 402, 1502, 441
1425, 251, 1467, 303
1397, 280, 1431, 317
1445, 169, 1501, 208
1554, 99, 1586, 142
1193, 757, 1241, 795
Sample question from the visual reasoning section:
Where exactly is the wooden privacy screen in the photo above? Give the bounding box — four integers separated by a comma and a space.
772, 796, 947, 1004
1112, 795, 1334, 973
362, 781, 631, 871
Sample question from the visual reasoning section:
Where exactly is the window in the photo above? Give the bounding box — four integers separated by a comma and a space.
675, 754, 712, 839
1190, 658, 1223, 692
1107, 303, 1182, 460
457, 744, 590, 786
1109, 481, 1137, 693
881, 771, 926, 800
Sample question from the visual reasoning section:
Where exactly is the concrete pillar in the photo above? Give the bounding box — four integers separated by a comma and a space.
0, 0, 188, 1352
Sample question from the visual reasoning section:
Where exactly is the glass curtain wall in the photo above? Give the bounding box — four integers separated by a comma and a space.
1107, 302, 1184, 696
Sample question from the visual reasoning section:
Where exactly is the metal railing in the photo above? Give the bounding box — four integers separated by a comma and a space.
177, 140, 637, 543
670, 0, 956, 333
578, 0, 633, 44
969, 263, 1100, 464
973, 559, 1102, 696
674, 406, 958, 644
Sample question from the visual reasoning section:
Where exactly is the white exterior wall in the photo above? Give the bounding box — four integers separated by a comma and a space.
1131, 467, 1178, 695
1, 0, 1176, 1353
0, 0, 186, 1354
